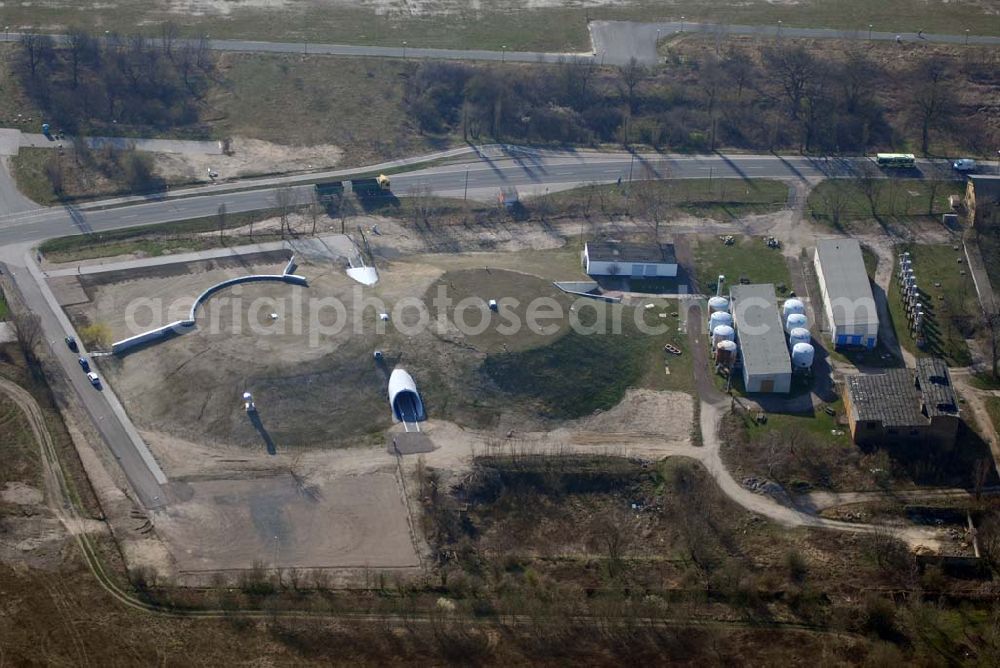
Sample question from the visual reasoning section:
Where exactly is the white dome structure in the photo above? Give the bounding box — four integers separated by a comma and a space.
788, 327, 811, 347
708, 296, 730, 314
782, 298, 805, 319
708, 311, 734, 334
785, 313, 808, 333
388, 368, 425, 422
711, 324, 736, 345
791, 342, 815, 369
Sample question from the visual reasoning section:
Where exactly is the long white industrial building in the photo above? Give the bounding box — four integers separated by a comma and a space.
813, 238, 879, 349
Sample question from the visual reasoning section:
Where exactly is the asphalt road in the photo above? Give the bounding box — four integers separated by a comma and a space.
590, 20, 1000, 65
2, 21, 997, 67
2, 254, 168, 509
0, 151, 950, 246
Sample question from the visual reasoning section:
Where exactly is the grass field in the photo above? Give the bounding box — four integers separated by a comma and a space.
887, 243, 978, 366
692, 235, 793, 294
37, 208, 289, 263
807, 179, 965, 232
483, 297, 693, 415
1, 0, 998, 53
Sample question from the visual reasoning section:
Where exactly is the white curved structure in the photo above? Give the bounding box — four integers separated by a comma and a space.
785, 313, 808, 333
711, 324, 736, 346
782, 298, 805, 319
388, 368, 425, 423
788, 327, 811, 348
708, 310, 733, 334
708, 296, 730, 314
791, 342, 815, 369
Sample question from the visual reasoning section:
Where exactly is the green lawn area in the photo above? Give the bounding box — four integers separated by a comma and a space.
38, 208, 288, 263
692, 235, 793, 294
887, 243, 979, 366
483, 298, 693, 416
985, 397, 1000, 437
538, 179, 788, 223
807, 179, 965, 231
0, 293, 8, 320
1, 0, 997, 54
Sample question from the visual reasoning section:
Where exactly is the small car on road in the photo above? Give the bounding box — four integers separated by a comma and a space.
65, 336, 78, 352
86, 372, 101, 388
78, 357, 90, 372
953, 158, 977, 172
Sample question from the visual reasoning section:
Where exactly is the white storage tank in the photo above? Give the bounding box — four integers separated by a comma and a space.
782, 298, 805, 319
791, 342, 815, 370
785, 313, 808, 333
708, 296, 730, 314
708, 310, 734, 334
715, 339, 738, 366
788, 327, 811, 348
711, 324, 736, 346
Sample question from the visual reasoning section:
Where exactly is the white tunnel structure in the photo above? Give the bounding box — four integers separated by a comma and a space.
388, 368, 426, 423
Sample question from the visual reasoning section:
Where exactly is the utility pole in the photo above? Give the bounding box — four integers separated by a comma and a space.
463, 170, 469, 201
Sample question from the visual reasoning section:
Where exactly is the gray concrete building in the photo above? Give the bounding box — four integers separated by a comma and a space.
730, 283, 792, 393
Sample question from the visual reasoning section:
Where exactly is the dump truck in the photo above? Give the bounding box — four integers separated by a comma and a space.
351, 174, 391, 195
314, 180, 345, 203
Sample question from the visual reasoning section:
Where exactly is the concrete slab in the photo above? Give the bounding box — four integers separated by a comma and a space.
389, 432, 435, 455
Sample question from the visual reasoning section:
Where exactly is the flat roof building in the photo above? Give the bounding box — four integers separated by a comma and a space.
730, 283, 792, 394
814, 238, 879, 349
843, 357, 960, 448
583, 241, 678, 278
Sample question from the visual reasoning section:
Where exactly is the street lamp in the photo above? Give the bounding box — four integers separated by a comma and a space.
4, 27, 8, 42
777, 20, 783, 38
965, 28, 970, 45
680, 16, 685, 32
868, 24, 873, 40
402, 40, 407, 59
501, 44, 506, 63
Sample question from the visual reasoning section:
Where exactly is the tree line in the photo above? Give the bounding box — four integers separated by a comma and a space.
404, 44, 996, 155
16, 25, 214, 135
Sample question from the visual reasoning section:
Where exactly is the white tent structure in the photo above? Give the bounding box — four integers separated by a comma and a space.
388, 368, 425, 423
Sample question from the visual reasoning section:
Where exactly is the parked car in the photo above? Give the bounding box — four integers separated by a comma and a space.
78, 357, 90, 372
65, 336, 78, 352
953, 158, 977, 172
86, 372, 101, 388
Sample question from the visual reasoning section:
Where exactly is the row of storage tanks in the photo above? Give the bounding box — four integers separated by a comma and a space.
707, 296, 815, 371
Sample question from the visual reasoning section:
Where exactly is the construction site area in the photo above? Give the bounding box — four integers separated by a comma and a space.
44, 216, 696, 582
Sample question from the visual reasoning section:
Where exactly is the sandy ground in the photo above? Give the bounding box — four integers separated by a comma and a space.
154, 470, 419, 572
154, 136, 344, 183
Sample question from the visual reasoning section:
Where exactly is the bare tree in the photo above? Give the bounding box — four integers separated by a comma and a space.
840, 49, 879, 115
587, 508, 636, 579
216, 202, 227, 242
856, 161, 885, 221
409, 184, 436, 227
308, 189, 321, 236
339, 194, 354, 235
160, 22, 179, 60
66, 28, 91, 88
634, 163, 670, 237
763, 45, 819, 120
911, 56, 952, 156
617, 57, 646, 115
275, 186, 295, 238
818, 179, 852, 229
12, 311, 42, 365
721, 49, 754, 104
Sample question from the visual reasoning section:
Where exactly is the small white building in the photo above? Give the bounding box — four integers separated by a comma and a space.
583, 241, 678, 278
814, 238, 879, 349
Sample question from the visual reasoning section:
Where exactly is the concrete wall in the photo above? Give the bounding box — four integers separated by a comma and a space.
584, 259, 677, 277
741, 365, 791, 394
